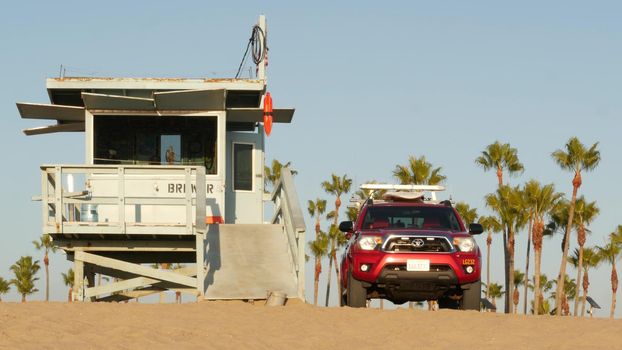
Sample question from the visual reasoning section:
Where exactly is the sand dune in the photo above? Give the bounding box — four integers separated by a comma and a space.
0, 301, 620, 349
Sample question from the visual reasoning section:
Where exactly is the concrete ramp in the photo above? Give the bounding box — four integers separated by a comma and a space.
203, 224, 299, 299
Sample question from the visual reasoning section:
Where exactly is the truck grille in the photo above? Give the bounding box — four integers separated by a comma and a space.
383, 236, 453, 253
384, 264, 451, 272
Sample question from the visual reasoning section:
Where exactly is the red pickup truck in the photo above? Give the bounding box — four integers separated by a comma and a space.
339, 185, 483, 310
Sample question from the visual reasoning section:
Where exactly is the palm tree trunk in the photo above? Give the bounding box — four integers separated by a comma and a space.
610, 264, 618, 319
324, 243, 334, 307
68, 287, 72, 302
44, 252, 49, 302
508, 231, 516, 313
486, 231, 492, 299
508, 228, 516, 314
333, 200, 343, 306
534, 248, 542, 314
573, 244, 584, 316
555, 178, 579, 315
314, 257, 321, 306
503, 228, 510, 313
523, 216, 533, 314
333, 252, 341, 305
581, 269, 589, 317
581, 268, 590, 317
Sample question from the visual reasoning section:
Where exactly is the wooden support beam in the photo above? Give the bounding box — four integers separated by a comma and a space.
73, 257, 84, 301
54, 239, 196, 252
89, 264, 196, 280
75, 251, 197, 288
195, 166, 206, 298
85, 277, 158, 298
95, 288, 197, 302
85, 264, 96, 301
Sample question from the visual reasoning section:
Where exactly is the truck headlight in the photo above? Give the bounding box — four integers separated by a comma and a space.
453, 237, 477, 252
358, 236, 383, 250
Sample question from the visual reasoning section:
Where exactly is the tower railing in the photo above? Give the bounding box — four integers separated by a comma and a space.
40, 164, 206, 237
270, 167, 306, 299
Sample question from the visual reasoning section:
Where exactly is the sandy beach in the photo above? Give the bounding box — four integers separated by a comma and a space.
1, 300, 620, 350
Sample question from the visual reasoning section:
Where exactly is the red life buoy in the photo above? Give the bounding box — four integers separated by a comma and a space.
263, 92, 273, 136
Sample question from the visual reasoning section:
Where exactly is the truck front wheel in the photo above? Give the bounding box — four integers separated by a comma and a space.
460, 280, 481, 311
346, 268, 367, 308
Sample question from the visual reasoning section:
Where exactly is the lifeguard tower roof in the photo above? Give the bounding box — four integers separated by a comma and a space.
19, 76, 294, 136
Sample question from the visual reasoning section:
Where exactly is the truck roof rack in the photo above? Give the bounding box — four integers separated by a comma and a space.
357, 183, 446, 204
360, 184, 445, 192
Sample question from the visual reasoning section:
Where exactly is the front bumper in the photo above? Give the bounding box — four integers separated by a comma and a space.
351, 250, 480, 286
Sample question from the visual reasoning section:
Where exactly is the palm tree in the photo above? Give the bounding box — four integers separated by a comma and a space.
521, 180, 539, 314
10, 256, 41, 302
61, 268, 75, 302
0, 277, 10, 301
393, 155, 446, 185
32, 234, 57, 302
598, 233, 621, 318
321, 173, 352, 306
264, 159, 297, 190
486, 282, 505, 310
455, 202, 478, 226
475, 141, 524, 187
578, 246, 601, 317
308, 231, 329, 306
530, 274, 555, 314
526, 182, 563, 314
551, 137, 600, 315
485, 185, 528, 313
551, 275, 577, 316
570, 197, 599, 316
512, 270, 526, 314
476, 141, 524, 314
478, 215, 502, 299
307, 199, 327, 240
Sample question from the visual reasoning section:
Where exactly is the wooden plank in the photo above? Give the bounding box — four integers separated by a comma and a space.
54, 239, 196, 252
75, 251, 197, 288
118, 168, 125, 234
23, 122, 85, 135
153, 89, 225, 110
195, 166, 206, 297
73, 257, 84, 301
56, 224, 193, 236
81, 93, 155, 110
16, 102, 85, 121
85, 277, 158, 298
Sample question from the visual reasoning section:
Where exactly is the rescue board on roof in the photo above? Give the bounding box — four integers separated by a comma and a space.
382, 191, 425, 202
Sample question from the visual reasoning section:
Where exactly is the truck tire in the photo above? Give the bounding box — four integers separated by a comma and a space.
460, 280, 481, 311
346, 269, 367, 308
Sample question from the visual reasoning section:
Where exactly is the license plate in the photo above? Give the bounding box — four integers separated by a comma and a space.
407, 259, 430, 272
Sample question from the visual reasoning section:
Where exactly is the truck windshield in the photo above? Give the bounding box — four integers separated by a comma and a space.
361, 206, 462, 231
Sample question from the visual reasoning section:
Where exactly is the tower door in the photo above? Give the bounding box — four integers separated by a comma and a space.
225, 132, 264, 223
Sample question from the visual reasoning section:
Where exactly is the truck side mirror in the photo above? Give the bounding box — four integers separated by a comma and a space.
339, 221, 354, 233
469, 223, 484, 235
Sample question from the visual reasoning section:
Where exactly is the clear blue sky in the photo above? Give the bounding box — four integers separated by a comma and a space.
1, 1, 621, 316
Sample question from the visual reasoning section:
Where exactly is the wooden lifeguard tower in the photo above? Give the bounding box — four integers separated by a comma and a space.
17, 16, 306, 302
